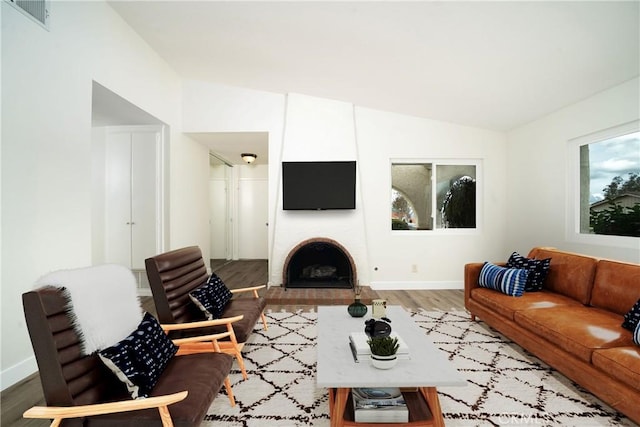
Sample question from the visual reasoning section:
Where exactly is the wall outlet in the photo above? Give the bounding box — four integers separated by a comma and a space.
411, 264, 418, 273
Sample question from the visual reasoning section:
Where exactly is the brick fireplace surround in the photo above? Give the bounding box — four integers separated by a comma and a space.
282, 237, 357, 290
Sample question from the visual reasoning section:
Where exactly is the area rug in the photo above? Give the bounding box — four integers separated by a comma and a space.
204, 309, 636, 427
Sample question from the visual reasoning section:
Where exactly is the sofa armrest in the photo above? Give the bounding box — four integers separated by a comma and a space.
464, 262, 507, 309
24, 391, 187, 427
464, 263, 484, 308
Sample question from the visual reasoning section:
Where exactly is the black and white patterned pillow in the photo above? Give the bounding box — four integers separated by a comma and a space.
98, 312, 177, 399
634, 322, 640, 347
189, 273, 233, 320
506, 252, 551, 292
622, 298, 640, 332
478, 262, 529, 297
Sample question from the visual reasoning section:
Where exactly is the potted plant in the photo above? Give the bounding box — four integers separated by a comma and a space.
367, 336, 399, 369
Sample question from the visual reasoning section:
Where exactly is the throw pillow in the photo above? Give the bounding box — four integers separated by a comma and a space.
98, 312, 177, 399
622, 298, 640, 332
478, 262, 529, 297
506, 252, 551, 292
189, 273, 233, 320
634, 322, 640, 347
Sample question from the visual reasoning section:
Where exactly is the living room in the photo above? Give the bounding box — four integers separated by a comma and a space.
2, 0, 639, 416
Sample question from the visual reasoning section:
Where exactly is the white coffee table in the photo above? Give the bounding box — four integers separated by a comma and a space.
316, 305, 466, 427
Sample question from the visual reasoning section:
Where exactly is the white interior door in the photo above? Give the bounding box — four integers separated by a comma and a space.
238, 178, 268, 259
209, 179, 228, 259
130, 131, 158, 269
105, 133, 132, 267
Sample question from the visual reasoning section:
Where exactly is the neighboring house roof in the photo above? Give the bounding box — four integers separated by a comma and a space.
590, 193, 640, 211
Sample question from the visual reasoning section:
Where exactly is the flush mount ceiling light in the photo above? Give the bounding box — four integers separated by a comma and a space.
241, 153, 257, 164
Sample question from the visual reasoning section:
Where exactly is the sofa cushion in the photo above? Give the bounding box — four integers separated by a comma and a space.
189, 273, 233, 320
592, 346, 640, 391
527, 247, 597, 305
514, 305, 635, 363
506, 252, 551, 292
92, 352, 234, 427
478, 262, 528, 297
623, 298, 640, 332
470, 288, 582, 321
220, 297, 268, 342
591, 259, 640, 316
98, 312, 178, 399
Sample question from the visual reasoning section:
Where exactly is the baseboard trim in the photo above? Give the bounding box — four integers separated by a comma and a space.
370, 281, 463, 290
1, 355, 37, 391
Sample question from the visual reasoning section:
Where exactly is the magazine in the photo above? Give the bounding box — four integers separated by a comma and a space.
352, 388, 409, 422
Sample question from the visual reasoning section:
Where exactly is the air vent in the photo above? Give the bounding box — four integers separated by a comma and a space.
5, 0, 49, 30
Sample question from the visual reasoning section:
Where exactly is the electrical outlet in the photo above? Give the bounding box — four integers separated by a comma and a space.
411, 264, 418, 273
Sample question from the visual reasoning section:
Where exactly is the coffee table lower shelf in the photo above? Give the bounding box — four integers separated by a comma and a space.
327, 387, 444, 427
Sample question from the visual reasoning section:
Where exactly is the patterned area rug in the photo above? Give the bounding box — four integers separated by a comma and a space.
204, 309, 636, 427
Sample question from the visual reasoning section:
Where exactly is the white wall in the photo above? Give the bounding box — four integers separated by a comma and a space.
506, 78, 640, 263
0, 1, 205, 389
356, 108, 508, 288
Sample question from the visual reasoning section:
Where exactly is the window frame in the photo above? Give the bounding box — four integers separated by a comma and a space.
390, 158, 483, 234
566, 120, 640, 248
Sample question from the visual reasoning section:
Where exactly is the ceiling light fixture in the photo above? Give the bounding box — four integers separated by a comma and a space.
241, 153, 257, 164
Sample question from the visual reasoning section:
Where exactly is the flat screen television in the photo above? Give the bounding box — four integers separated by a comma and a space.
282, 161, 356, 210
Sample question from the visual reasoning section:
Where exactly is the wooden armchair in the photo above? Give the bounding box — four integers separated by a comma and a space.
22, 287, 235, 427
145, 247, 268, 380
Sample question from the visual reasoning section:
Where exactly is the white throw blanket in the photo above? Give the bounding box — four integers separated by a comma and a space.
36, 264, 143, 355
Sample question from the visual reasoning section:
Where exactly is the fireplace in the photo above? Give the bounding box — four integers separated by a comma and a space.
283, 238, 356, 289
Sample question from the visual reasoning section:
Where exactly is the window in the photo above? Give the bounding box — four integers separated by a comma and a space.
568, 121, 640, 246
578, 131, 640, 237
391, 161, 478, 231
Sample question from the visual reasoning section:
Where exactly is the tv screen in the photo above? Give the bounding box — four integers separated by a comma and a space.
282, 161, 356, 210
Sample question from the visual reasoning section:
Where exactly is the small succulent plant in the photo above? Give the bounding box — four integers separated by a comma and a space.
367, 336, 399, 357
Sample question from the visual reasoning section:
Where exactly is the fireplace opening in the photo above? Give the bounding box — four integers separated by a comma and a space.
283, 238, 356, 289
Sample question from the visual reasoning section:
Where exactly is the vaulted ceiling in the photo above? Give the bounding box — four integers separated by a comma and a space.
109, 1, 638, 133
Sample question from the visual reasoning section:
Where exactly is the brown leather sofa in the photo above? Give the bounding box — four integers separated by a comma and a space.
23, 287, 234, 427
465, 247, 640, 424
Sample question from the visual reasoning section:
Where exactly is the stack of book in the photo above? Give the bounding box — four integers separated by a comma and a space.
349, 331, 410, 362
351, 387, 409, 422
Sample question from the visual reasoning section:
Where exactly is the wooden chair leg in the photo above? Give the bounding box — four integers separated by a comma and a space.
235, 351, 248, 380
260, 312, 268, 330
158, 405, 174, 427
224, 377, 235, 407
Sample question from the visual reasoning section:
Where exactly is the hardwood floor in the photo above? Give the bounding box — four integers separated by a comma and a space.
2, 260, 464, 427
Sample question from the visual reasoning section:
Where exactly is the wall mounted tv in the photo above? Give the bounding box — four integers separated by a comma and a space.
282, 161, 356, 210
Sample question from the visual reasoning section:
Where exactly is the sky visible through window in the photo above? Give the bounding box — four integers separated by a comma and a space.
588, 131, 640, 203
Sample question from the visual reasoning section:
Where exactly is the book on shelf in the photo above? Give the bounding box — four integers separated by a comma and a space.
352, 387, 409, 423
349, 332, 410, 362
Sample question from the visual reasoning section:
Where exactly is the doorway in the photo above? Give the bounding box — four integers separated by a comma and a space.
191, 132, 269, 264
90, 82, 168, 292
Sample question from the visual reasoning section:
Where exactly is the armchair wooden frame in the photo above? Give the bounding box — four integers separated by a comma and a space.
161, 315, 246, 386
23, 391, 188, 427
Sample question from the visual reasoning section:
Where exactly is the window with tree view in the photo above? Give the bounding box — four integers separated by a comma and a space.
391, 162, 477, 231
579, 131, 640, 237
